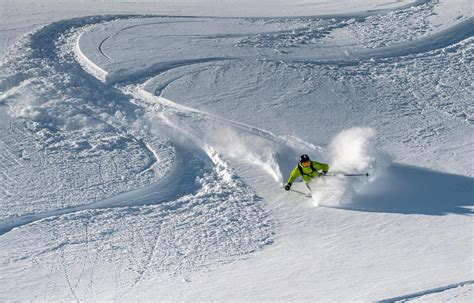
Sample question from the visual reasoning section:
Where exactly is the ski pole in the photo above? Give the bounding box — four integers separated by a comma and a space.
325, 172, 370, 177
344, 173, 370, 177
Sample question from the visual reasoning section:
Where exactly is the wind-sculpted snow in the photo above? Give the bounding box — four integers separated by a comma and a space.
343, 0, 438, 49
234, 1, 442, 50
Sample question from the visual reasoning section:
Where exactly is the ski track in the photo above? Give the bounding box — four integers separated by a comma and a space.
0, 144, 208, 235
84, 17, 474, 82
96, 19, 215, 61
379, 280, 474, 303
0, 2, 472, 300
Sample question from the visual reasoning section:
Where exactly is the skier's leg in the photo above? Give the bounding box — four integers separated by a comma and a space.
306, 181, 320, 206
305, 182, 312, 196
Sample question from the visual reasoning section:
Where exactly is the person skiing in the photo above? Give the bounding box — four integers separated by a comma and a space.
284, 154, 329, 191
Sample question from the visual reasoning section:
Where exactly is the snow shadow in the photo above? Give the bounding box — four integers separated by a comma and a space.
379, 280, 474, 303
275, 149, 301, 184
342, 164, 474, 215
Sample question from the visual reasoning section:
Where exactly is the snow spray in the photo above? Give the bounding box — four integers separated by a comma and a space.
149, 102, 283, 183
207, 126, 283, 183
310, 127, 377, 207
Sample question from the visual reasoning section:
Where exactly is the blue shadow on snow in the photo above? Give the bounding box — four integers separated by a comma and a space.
342, 164, 474, 216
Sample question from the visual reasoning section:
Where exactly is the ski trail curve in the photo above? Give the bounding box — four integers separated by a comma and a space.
132, 87, 323, 154
0, 144, 210, 235
76, 13, 473, 87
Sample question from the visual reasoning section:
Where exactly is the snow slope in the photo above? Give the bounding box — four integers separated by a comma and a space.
0, 0, 473, 302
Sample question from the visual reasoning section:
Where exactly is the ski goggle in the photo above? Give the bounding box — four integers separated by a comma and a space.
301, 161, 311, 167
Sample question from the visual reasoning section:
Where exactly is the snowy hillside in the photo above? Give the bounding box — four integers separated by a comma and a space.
0, 0, 473, 302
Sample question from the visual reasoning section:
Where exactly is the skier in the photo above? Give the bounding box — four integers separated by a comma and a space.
284, 154, 329, 191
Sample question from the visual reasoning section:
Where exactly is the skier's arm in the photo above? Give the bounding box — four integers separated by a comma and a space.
313, 161, 329, 174
287, 166, 301, 185
320, 162, 329, 173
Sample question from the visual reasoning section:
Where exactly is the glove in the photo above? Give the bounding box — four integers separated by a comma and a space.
284, 183, 292, 191
317, 170, 326, 177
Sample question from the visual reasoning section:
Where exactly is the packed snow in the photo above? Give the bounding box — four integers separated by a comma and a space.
0, 0, 473, 302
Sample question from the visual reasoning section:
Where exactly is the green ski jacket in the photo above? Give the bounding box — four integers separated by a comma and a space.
287, 161, 329, 184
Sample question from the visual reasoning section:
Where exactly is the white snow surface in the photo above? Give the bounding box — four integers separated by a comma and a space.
0, 0, 473, 302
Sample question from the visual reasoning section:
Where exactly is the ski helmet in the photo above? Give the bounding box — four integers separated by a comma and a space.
300, 154, 310, 163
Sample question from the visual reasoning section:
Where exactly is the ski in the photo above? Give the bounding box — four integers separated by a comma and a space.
290, 189, 312, 198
